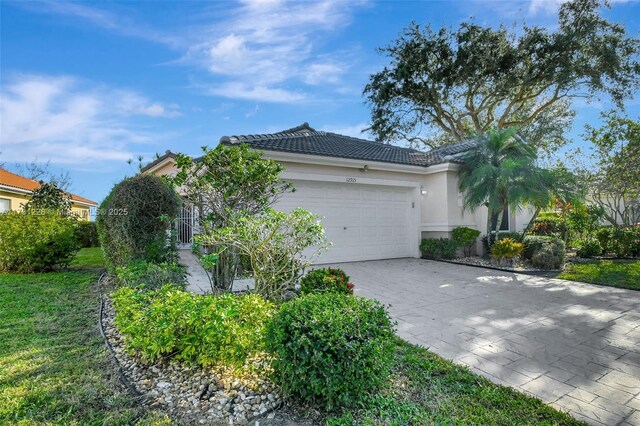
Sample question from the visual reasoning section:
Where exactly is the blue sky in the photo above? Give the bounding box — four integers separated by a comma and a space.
1, 0, 638, 204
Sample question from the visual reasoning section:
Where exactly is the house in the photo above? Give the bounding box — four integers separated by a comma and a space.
142, 123, 534, 263
0, 168, 98, 220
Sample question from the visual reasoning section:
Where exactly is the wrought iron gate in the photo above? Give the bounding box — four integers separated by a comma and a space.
177, 204, 196, 248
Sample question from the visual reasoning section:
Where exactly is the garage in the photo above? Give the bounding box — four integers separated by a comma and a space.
275, 179, 416, 263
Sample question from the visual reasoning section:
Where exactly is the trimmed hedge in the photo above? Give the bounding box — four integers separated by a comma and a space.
112, 286, 276, 369
420, 238, 459, 259
0, 212, 79, 272
299, 268, 354, 295
96, 175, 180, 271
266, 294, 395, 410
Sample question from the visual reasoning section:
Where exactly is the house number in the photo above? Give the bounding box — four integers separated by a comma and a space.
345, 177, 357, 183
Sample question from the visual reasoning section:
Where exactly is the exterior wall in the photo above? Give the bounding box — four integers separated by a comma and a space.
0, 189, 94, 220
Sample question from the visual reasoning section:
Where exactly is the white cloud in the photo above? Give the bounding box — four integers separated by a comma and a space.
320, 122, 373, 139
0, 74, 178, 165
528, 0, 569, 15
188, 0, 365, 102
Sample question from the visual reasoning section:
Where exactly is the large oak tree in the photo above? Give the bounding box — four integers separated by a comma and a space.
365, 0, 640, 151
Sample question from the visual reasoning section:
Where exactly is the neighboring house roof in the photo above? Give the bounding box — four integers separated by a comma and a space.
141, 123, 477, 172
219, 123, 475, 168
0, 168, 98, 206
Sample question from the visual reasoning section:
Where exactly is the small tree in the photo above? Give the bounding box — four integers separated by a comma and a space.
458, 127, 555, 246
171, 144, 293, 291
451, 226, 481, 257
198, 208, 327, 300
23, 182, 71, 216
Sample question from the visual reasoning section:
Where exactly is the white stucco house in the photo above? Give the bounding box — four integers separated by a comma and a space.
142, 123, 534, 263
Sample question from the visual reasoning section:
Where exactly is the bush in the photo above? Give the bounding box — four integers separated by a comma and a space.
609, 227, 640, 258
523, 236, 566, 269
496, 232, 524, 242
112, 286, 276, 369
451, 227, 480, 256
299, 268, 354, 295
114, 260, 188, 290
576, 238, 603, 258
595, 227, 612, 254
74, 221, 99, 248
420, 238, 459, 259
96, 175, 181, 271
266, 294, 394, 410
490, 238, 524, 260
530, 216, 568, 238
0, 212, 79, 273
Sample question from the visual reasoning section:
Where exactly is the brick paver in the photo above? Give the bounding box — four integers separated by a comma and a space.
333, 258, 640, 426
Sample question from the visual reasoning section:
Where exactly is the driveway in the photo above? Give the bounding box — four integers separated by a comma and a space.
333, 258, 640, 426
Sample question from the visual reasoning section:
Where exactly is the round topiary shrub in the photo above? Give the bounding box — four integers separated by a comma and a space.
266, 293, 395, 410
0, 212, 79, 272
96, 174, 180, 271
299, 268, 354, 295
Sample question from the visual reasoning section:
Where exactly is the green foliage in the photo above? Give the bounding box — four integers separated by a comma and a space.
419, 238, 459, 259
529, 237, 566, 270
609, 226, 640, 258
23, 181, 71, 216
458, 127, 557, 245
490, 238, 524, 260
199, 208, 328, 300
565, 204, 604, 240
365, 0, 639, 150
581, 112, 640, 226
595, 227, 613, 255
114, 261, 187, 290
96, 174, 180, 271
496, 232, 524, 242
451, 227, 480, 256
171, 143, 293, 291
266, 294, 395, 410
299, 268, 354, 296
0, 212, 79, 272
530, 216, 568, 238
112, 286, 276, 369
74, 221, 99, 248
576, 239, 603, 258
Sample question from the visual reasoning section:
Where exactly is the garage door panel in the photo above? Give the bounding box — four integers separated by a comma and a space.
275, 180, 415, 263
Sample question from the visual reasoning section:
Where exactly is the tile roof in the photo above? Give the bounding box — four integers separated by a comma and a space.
0, 168, 98, 206
219, 123, 475, 168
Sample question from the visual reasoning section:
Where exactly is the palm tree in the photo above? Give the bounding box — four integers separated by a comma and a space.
458, 127, 555, 246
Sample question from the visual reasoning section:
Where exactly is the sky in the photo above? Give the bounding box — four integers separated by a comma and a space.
1, 0, 639, 204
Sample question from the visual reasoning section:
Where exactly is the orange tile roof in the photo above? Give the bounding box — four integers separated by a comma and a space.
0, 168, 98, 206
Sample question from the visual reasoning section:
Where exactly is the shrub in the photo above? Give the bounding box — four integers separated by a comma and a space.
490, 238, 524, 260
198, 208, 328, 300
595, 227, 612, 254
0, 212, 79, 273
114, 260, 188, 290
299, 268, 354, 295
576, 238, 603, 258
451, 226, 480, 256
523, 236, 566, 269
112, 286, 276, 369
530, 216, 568, 238
419, 238, 459, 259
74, 221, 99, 248
96, 175, 180, 271
496, 232, 524, 242
266, 294, 395, 410
522, 236, 554, 260
609, 226, 640, 258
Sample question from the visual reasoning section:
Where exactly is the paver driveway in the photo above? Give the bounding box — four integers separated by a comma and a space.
333, 258, 640, 426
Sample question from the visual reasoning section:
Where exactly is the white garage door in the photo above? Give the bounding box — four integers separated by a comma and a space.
275, 180, 415, 263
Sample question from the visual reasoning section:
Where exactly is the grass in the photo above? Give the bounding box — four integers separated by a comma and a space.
557, 259, 640, 291
0, 248, 168, 425
324, 339, 583, 426
1, 247, 582, 425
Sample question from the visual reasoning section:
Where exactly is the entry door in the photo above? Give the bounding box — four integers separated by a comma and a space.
275, 180, 414, 263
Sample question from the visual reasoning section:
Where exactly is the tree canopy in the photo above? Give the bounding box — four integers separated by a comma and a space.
365, 0, 640, 151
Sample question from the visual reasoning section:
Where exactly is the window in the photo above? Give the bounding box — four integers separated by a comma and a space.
493, 207, 509, 231
0, 198, 10, 213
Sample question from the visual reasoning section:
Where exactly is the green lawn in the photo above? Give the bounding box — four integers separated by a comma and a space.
0, 248, 167, 425
557, 259, 640, 291
1, 248, 581, 425
325, 340, 582, 425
